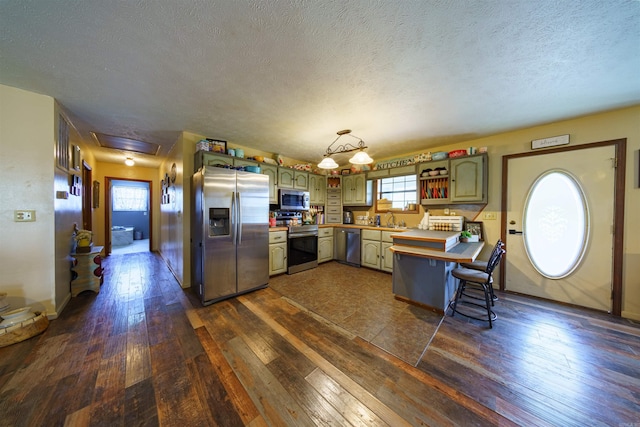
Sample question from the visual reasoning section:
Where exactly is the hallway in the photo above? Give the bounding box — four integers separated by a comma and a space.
0, 252, 638, 426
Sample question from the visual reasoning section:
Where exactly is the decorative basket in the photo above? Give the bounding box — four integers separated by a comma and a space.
448, 149, 468, 158
0, 311, 49, 348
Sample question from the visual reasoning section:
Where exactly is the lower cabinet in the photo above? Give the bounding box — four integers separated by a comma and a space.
361, 229, 405, 272
318, 227, 334, 263
361, 229, 382, 269
269, 231, 287, 276
381, 241, 394, 272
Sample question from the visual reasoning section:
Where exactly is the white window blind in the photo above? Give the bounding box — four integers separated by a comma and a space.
113, 186, 148, 211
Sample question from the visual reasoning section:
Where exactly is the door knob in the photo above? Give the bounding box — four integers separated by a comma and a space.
509, 229, 523, 235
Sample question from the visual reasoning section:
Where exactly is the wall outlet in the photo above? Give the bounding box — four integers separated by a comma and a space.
483, 212, 497, 220
15, 210, 36, 222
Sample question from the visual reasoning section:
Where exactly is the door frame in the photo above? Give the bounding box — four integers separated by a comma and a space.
501, 138, 626, 316
82, 161, 92, 231
104, 177, 153, 256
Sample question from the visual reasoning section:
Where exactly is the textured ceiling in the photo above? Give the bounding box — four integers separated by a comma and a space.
1, 1, 639, 168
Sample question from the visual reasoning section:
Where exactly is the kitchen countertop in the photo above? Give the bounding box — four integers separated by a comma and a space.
390, 242, 484, 263
319, 224, 409, 232
388, 228, 484, 263
270, 224, 411, 232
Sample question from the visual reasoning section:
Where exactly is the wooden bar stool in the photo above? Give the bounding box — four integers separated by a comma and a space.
449, 246, 505, 328
459, 239, 504, 303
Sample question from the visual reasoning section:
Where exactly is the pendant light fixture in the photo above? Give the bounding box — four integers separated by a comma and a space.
317, 129, 373, 169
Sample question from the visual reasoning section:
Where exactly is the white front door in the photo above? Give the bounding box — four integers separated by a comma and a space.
505, 145, 616, 312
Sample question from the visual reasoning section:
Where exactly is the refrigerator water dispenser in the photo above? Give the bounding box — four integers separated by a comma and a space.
209, 208, 230, 236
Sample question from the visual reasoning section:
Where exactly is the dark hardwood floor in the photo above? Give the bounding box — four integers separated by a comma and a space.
0, 252, 638, 426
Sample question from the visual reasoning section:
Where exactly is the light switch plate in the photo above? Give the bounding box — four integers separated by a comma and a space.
483, 212, 497, 220
15, 210, 36, 222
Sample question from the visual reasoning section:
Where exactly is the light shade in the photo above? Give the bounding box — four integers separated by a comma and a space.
318, 129, 373, 168
349, 150, 374, 165
124, 157, 135, 166
317, 157, 339, 169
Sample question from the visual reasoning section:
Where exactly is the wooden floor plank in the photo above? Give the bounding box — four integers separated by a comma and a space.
195, 326, 263, 426
153, 365, 209, 427
123, 377, 158, 427
267, 356, 354, 426
186, 352, 246, 427
222, 335, 316, 426
305, 367, 388, 426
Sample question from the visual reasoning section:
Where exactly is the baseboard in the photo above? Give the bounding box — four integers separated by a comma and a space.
621, 310, 640, 322
49, 292, 72, 319
157, 250, 186, 288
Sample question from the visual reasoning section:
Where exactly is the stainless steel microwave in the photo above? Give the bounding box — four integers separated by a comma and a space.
279, 189, 310, 211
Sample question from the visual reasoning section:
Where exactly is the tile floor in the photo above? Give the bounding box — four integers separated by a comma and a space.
111, 238, 149, 255
269, 261, 445, 365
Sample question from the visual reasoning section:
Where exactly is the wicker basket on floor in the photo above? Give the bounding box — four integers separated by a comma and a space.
0, 311, 49, 348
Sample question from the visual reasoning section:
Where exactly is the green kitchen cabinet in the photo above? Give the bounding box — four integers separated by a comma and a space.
342, 174, 369, 206
269, 231, 287, 276
261, 164, 278, 204
309, 174, 326, 205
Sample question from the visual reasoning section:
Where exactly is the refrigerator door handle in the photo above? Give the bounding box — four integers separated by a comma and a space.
237, 192, 243, 244
231, 191, 237, 245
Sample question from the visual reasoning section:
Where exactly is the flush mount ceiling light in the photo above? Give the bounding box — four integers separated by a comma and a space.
317, 129, 374, 169
124, 157, 135, 166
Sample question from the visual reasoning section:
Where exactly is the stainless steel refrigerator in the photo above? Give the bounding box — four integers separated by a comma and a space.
192, 166, 269, 305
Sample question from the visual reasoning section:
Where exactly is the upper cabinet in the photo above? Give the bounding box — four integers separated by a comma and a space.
278, 168, 295, 188
450, 155, 487, 203
278, 169, 308, 190
419, 153, 487, 205
194, 152, 233, 170
308, 174, 326, 205
261, 164, 278, 204
342, 174, 371, 206
294, 171, 308, 190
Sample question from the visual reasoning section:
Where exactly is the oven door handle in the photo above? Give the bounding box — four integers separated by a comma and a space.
288, 233, 318, 239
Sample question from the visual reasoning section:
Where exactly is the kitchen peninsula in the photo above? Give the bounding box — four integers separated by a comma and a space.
389, 229, 484, 313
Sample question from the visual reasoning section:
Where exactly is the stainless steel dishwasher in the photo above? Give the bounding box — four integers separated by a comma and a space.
334, 228, 361, 267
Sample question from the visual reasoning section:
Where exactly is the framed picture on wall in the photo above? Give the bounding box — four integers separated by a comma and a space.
465, 221, 484, 241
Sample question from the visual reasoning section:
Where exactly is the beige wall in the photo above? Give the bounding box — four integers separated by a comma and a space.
0, 85, 57, 315
0, 84, 103, 317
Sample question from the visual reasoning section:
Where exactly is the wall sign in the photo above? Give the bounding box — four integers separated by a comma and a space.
531, 134, 570, 150
374, 156, 415, 170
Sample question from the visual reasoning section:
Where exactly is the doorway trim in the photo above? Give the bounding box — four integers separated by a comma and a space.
501, 138, 626, 316
104, 176, 153, 256
82, 161, 92, 231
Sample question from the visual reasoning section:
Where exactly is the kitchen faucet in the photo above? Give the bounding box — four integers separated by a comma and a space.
385, 211, 396, 228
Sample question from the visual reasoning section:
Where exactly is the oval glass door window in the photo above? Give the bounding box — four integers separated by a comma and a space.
523, 170, 589, 279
